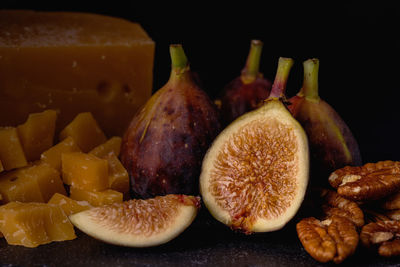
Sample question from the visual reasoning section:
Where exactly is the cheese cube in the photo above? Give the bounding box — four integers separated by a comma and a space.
0, 202, 76, 247
69, 187, 123, 207
0, 127, 27, 170
59, 112, 106, 153
41, 136, 81, 171
16, 110, 57, 161
89, 136, 122, 158
48, 193, 92, 216
61, 152, 108, 190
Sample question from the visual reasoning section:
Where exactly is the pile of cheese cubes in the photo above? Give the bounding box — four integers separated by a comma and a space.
0, 110, 129, 247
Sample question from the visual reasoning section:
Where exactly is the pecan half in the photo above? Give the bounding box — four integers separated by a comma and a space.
363, 209, 391, 223
319, 189, 364, 227
328, 161, 400, 201
384, 209, 400, 221
297, 215, 359, 263
360, 220, 400, 257
382, 191, 400, 210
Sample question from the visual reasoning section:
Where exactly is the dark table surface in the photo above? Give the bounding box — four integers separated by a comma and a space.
1, 207, 399, 267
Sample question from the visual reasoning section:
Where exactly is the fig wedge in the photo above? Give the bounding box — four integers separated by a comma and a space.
69, 194, 200, 247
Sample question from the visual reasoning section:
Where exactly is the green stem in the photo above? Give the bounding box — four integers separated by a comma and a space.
302, 58, 320, 101
169, 44, 190, 80
241, 40, 263, 82
170, 44, 188, 68
269, 57, 294, 98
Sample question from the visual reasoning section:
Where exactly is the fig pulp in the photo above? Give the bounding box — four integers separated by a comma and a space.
288, 59, 361, 184
121, 44, 221, 198
215, 40, 272, 126
69, 194, 200, 247
200, 58, 309, 233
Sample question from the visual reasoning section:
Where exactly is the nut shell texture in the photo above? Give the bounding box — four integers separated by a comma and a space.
69, 194, 200, 247
329, 161, 400, 201
360, 220, 400, 257
297, 216, 358, 263
200, 100, 309, 233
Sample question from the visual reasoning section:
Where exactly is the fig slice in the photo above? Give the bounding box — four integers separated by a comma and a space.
200, 57, 309, 233
69, 194, 200, 247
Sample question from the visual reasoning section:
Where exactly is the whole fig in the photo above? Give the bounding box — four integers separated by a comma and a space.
216, 40, 272, 126
121, 44, 221, 199
288, 59, 362, 185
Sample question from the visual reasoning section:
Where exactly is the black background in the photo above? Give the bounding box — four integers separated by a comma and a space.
1, 3, 400, 266
1, 2, 400, 164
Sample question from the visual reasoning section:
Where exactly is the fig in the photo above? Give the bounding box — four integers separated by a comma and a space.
121, 44, 221, 198
215, 40, 272, 126
288, 59, 361, 184
200, 57, 309, 233
69, 194, 200, 247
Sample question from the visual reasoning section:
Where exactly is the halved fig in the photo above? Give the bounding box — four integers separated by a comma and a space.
69, 194, 200, 247
200, 58, 309, 233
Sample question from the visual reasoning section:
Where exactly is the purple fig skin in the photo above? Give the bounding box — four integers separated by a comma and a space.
121, 45, 221, 199
216, 40, 271, 126
288, 95, 362, 182
218, 76, 271, 125
288, 59, 361, 185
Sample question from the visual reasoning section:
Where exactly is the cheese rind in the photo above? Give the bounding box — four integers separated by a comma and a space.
0, 10, 154, 136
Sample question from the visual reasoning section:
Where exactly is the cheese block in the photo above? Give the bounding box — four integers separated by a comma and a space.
0, 10, 155, 136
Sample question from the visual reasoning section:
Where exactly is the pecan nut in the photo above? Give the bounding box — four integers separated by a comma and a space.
384, 209, 400, 221
319, 189, 364, 227
297, 215, 359, 263
328, 161, 400, 201
382, 191, 400, 210
360, 220, 400, 257
363, 209, 391, 223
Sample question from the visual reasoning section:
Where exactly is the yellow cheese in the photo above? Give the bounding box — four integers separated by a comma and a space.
48, 193, 92, 216
0, 10, 154, 136
0, 163, 66, 203
0, 202, 76, 247
69, 187, 123, 207
41, 136, 81, 171
59, 112, 106, 153
61, 152, 108, 190
89, 136, 122, 158
0, 127, 28, 170
17, 109, 57, 162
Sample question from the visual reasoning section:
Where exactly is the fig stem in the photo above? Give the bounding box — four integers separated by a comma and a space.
269, 57, 294, 98
241, 40, 263, 83
302, 59, 320, 101
170, 44, 188, 70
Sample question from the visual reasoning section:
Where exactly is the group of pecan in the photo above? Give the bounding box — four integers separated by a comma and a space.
296, 160, 400, 263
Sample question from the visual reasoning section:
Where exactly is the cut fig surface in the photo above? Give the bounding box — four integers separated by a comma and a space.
200, 58, 309, 233
69, 194, 200, 247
